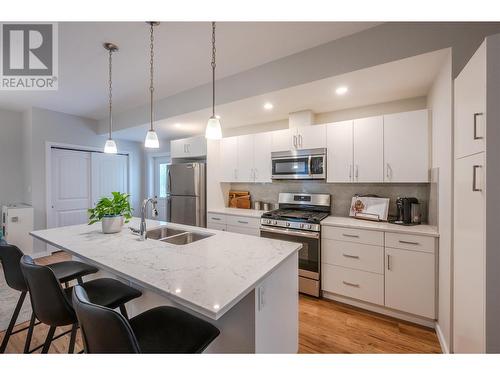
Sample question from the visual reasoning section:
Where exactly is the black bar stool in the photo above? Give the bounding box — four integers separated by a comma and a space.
20, 255, 142, 353
0, 244, 98, 353
72, 285, 220, 353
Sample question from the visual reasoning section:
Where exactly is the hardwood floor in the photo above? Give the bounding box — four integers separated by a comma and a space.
1, 251, 441, 354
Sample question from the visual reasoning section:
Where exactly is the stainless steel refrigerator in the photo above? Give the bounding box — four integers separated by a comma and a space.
166, 162, 206, 227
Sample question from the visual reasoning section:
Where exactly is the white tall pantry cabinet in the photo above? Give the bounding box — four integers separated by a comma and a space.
453, 35, 500, 353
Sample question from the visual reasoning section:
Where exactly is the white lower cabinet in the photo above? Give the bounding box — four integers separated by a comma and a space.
385, 247, 435, 319
207, 211, 260, 236
321, 225, 437, 321
322, 264, 384, 305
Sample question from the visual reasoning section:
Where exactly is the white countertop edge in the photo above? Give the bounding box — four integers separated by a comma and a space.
321, 217, 439, 237
207, 207, 266, 218
30, 230, 301, 321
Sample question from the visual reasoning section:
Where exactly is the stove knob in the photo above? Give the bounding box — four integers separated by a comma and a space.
286, 222, 291, 227
306, 224, 312, 230
300, 223, 305, 229
272, 220, 278, 225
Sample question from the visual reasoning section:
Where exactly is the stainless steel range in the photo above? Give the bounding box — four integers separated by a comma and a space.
260, 193, 331, 297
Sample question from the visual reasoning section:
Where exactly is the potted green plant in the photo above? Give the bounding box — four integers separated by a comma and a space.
88, 192, 133, 234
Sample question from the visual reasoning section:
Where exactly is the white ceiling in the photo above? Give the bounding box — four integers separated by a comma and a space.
113, 49, 449, 142
0, 22, 380, 119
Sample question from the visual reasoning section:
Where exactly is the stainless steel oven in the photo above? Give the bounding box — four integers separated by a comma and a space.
260, 226, 321, 297
271, 148, 326, 180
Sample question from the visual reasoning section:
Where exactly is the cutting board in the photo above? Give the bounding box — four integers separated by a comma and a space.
349, 196, 389, 221
228, 191, 251, 209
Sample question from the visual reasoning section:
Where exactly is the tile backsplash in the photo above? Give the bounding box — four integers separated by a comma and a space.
230, 181, 431, 222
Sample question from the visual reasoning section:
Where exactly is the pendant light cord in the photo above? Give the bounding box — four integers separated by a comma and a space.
211, 21, 216, 117
149, 23, 155, 132
108, 48, 113, 140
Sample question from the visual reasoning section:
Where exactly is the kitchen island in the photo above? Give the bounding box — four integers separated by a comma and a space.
30, 218, 301, 353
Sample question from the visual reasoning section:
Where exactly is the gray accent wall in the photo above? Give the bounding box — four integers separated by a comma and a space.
230, 181, 430, 222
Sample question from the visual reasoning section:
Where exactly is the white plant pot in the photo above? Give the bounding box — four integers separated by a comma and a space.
101, 215, 124, 234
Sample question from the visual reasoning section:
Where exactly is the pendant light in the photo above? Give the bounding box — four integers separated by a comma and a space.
103, 42, 118, 154
205, 21, 222, 139
145, 21, 160, 148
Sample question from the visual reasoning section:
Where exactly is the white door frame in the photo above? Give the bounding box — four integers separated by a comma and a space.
145, 151, 171, 198
45, 141, 132, 230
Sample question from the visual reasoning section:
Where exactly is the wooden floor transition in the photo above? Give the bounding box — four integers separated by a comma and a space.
1, 251, 441, 354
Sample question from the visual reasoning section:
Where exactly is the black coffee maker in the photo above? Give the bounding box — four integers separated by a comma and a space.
395, 197, 419, 225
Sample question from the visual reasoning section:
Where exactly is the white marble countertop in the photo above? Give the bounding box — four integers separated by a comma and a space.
208, 207, 267, 218
30, 218, 300, 320
321, 216, 439, 237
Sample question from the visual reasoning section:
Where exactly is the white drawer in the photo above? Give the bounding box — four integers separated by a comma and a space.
207, 222, 227, 231
226, 215, 260, 228
322, 226, 384, 246
385, 232, 435, 253
322, 239, 384, 274
322, 264, 384, 305
207, 213, 226, 224
226, 224, 260, 236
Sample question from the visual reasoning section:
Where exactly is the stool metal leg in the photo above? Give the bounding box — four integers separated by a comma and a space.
77, 276, 83, 285
68, 323, 78, 354
119, 305, 129, 319
41, 326, 56, 354
23, 312, 37, 353
0, 291, 27, 353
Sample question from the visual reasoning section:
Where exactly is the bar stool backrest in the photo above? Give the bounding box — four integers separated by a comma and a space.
0, 244, 27, 292
72, 285, 141, 353
20, 255, 76, 327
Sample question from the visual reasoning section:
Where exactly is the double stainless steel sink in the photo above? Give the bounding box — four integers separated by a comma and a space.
146, 226, 213, 245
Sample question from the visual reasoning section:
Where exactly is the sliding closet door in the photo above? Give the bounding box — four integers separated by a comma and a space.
91, 153, 129, 205
50, 149, 92, 228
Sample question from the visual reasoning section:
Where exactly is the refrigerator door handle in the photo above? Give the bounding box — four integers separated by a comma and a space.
167, 168, 172, 195
166, 196, 172, 222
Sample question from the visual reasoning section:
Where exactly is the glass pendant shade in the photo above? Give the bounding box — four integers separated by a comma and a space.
104, 139, 118, 154
145, 130, 160, 148
205, 116, 222, 139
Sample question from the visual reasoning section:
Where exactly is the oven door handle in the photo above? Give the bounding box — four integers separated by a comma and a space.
260, 226, 320, 239
308, 155, 312, 176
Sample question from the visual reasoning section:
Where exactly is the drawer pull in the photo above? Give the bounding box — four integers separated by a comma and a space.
342, 234, 359, 238
342, 281, 360, 288
473, 112, 484, 140
342, 253, 360, 259
237, 220, 249, 224
399, 240, 419, 245
211, 217, 221, 221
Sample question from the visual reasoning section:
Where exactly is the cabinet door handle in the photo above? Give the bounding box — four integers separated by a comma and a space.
386, 163, 392, 180
211, 217, 221, 221
342, 281, 360, 288
473, 112, 484, 140
349, 164, 352, 180
472, 165, 482, 192
342, 253, 360, 259
386, 254, 391, 270
342, 233, 359, 238
293, 135, 297, 148
299, 134, 303, 148
355, 165, 359, 179
399, 240, 419, 245
237, 220, 249, 224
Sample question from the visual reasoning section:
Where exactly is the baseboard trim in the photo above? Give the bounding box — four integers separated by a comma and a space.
435, 323, 450, 353
322, 291, 436, 328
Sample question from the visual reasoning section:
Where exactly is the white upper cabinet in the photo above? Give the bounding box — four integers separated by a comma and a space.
220, 137, 238, 182
171, 135, 207, 158
353, 116, 384, 182
294, 125, 327, 150
455, 41, 486, 159
271, 129, 292, 152
326, 121, 353, 183
237, 135, 255, 183
383, 110, 429, 182
253, 132, 272, 183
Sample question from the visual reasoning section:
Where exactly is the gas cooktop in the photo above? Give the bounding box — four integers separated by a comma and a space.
261, 209, 329, 224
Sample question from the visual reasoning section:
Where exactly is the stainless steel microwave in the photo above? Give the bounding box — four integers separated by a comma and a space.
271, 148, 327, 180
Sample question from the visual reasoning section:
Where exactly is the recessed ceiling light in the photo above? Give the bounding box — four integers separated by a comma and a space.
213, 304, 220, 310
174, 123, 181, 128
335, 86, 348, 95
175, 288, 181, 294
263, 102, 274, 110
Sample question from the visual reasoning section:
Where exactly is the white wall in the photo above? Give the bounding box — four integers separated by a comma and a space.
0, 108, 24, 207
427, 50, 453, 353
25, 107, 145, 255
